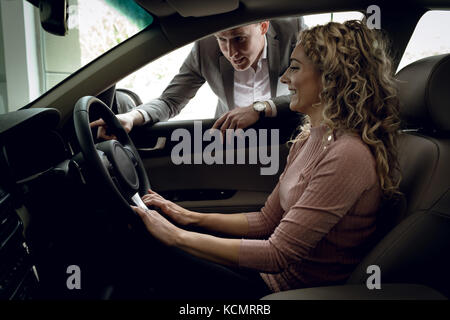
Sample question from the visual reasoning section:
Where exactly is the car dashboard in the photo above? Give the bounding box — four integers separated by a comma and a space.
0, 108, 76, 299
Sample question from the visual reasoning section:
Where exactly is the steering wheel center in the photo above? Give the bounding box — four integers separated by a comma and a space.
97, 140, 139, 199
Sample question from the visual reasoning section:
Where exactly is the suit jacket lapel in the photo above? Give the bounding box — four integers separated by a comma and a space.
219, 55, 234, 110
267, 28, 280, 98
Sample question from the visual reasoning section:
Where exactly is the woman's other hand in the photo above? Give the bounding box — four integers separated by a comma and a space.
132, 206, 181, 246
142, 189, 199, 226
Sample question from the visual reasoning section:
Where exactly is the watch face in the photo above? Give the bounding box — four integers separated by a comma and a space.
253, 102, 266, 112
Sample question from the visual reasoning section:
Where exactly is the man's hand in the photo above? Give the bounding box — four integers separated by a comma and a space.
212, 105, 260, 133
89, 110, 143, 140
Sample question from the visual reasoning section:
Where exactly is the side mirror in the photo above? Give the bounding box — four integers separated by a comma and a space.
39, 0, 68, 36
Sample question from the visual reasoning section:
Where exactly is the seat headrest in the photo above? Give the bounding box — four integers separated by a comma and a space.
396, 54, 450, 133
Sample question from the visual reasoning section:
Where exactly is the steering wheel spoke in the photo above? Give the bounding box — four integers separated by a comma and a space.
96, 148, 113, 172
123, 145, 139, 167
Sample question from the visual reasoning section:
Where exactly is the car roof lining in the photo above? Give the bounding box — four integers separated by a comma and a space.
136, 0, 239, 18
150, 2, 426, 68
167, 0, 239, 18
137, 0, 450, 17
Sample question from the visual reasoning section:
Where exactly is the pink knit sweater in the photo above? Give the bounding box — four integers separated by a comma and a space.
239, 124, 381, 292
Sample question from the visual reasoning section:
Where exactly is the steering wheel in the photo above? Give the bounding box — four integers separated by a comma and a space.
73, 96, 150, 215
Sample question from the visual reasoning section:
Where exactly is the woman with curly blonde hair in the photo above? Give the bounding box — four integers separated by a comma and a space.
289, 20, 401, 198
130, 20, 401, 299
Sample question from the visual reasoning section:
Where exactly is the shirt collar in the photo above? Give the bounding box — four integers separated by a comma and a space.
261, 35, 268, 59
256, 35, 268, 70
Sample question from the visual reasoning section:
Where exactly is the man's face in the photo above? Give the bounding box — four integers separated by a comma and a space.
215, 22, 269, 71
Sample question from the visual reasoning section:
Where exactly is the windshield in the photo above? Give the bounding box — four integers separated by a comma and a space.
0, 0, 153, 114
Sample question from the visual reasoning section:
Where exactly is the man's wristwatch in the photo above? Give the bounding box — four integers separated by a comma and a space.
253, 101, 267, 118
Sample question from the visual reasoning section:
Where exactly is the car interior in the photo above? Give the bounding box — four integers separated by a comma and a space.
0, 0, 449, 300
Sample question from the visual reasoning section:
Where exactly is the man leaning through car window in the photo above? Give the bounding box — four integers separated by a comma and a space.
91, 17, 306, 138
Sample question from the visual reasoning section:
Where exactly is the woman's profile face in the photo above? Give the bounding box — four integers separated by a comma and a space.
281, 45, 323, 121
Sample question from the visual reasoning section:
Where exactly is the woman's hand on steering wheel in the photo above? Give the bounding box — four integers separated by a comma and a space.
142, 189, 199, 227
132, 206, 181, 247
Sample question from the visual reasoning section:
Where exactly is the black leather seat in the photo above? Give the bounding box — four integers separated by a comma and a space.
263, 54, 450, 300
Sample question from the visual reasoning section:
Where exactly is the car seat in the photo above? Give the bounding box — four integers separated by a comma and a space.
263, 54, 450, 300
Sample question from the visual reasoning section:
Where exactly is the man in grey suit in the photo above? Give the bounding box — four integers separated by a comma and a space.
93, 17, 305, 137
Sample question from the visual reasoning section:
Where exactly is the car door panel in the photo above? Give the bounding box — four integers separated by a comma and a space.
130, 116, 300, 213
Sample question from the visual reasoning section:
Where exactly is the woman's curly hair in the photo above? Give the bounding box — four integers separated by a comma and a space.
297, 20, 402, 199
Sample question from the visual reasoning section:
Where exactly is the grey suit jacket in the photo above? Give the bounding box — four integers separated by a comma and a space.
138, 17, 305, 122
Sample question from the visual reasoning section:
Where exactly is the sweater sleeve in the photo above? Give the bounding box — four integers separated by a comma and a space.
244, 139, 305, 238
239, 139, 376, 273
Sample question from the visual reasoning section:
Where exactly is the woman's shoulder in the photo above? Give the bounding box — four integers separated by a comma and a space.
289, 136, 308, 151
334, 131, 372, 151
282, 135, 309, 170
288, 128, 376, 167
326, 132, 377, 170
289, 129, 312, 150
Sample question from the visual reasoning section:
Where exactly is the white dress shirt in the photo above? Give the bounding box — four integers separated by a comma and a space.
233, 35, 277, 116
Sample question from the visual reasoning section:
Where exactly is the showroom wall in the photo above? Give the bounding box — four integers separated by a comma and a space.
0, 0, 80, 113
0, 0, 40, 112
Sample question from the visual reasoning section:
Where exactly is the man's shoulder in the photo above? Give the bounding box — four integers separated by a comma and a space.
196, 35, 220, 56
267, 17, 304, 47
270, 16, 305, 34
